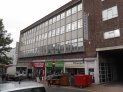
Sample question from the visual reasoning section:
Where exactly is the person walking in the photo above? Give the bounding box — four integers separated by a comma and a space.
46, 75, 52, 87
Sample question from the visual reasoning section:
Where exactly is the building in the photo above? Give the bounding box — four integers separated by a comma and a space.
18, 0, 123, 84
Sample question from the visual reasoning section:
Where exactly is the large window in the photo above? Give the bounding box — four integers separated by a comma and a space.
57, 15, 60, 21
60, 26, 65, 34
78, 19, 83, 29
52, 30, 56, 37
56, 28, 60, 36
61, 12, 65, 19
104, 29, 120, 39
66, 23, 71, 32
60, 42, 64, 53
78, 3, 82, 11
66, 9, 71, 17
72, 21, 77, 30
49, 19, 52, 25
53, 17, 56, 23
78, 38, 83, 50
48, 31, 52, 38
66, 40, 71, 52
72, 6, 77, 14
72, 39, 77, 51
102, 6, 118, 21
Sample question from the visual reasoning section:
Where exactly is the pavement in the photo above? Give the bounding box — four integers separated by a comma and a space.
40, 80, 123, 92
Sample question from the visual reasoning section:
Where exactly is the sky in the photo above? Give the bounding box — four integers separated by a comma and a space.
0, 0, 71, 48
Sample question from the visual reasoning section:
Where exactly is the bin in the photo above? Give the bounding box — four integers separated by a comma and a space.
74, 74, 92, 87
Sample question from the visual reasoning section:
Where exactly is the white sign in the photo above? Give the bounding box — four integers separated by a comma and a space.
65, 61, 85, 68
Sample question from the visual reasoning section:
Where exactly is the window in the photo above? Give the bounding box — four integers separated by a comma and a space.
66, 9, 71, 17
49, 19, 52, 24
48, 31, 52, 38
72, 21, 77, 30
45, 21, 48, 27
78, 38, 83, 47
60, 42, 64, 53
78, 19, 83, 28
78, 3, 82, 11
56, 28, 60, 36
52, 30, 56, 37
61, 12, 65, 19
66, 23, 71, 32
44, 33, 47, 39
65, 40, 71, 53
72, 6, 77, 14
60, 26, 65, 34
42, 34, 44, 39
102, 6, 118, 21
53, 17, 56, 23
57, 15, 60, 21
101, 0, 104, 1
72, 39, 77, 51
104, 29, 120, 39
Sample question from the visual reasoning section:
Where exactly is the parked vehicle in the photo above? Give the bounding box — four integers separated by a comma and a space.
0, 81, 46, 92
6, 66, 27, 81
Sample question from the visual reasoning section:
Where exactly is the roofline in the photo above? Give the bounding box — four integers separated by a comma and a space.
20, 0, 81, 34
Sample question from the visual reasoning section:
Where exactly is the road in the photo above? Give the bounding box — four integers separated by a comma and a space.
45, 86, 91, 92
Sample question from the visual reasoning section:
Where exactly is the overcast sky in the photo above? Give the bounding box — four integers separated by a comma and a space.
0, 0, 71, 48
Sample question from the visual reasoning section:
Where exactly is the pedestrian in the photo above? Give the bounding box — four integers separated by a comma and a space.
46, 75, 52, 87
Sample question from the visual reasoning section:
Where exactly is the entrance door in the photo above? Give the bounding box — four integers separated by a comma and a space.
99, 62, 113, 83
27, 69, 32, 79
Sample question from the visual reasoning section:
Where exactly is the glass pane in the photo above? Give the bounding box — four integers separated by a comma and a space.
114, 29, 120, 37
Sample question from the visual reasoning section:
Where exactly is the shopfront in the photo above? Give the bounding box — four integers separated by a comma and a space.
46, 61, 64, 75
32, 62, 45, 80
64, 61, 85, 75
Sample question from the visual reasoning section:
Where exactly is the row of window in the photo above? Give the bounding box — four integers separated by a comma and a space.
20, 38, 84, 57
21, 19, 83, 45
20, 38, 83, 51
22, 3, 82, 37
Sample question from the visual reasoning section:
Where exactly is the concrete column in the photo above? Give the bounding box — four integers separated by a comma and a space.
94, 52, 100, 84
84, 60, 88, 75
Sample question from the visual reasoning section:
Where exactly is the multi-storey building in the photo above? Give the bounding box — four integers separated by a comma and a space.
18, 0, 123, 84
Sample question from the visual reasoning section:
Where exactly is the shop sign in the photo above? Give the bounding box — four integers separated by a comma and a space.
47, 61, 64, 67
65, 61, 85, 68
32, 62, 45, 68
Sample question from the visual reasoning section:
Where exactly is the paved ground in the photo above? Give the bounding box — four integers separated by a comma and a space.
45, 86, 90, 92
41, 81, 123, 92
